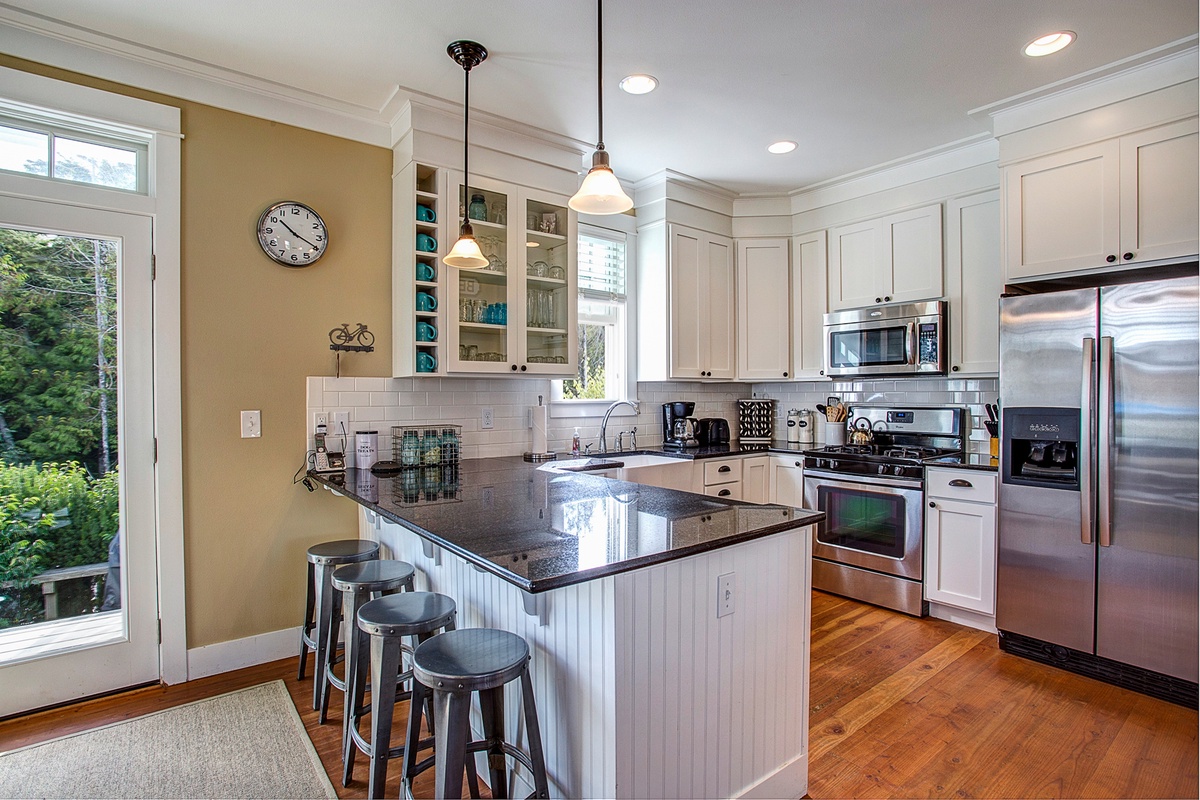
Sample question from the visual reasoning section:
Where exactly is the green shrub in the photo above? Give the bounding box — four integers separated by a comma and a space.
0, 461, 118, 572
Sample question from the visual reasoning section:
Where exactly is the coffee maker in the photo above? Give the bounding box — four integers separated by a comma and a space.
662, 401, 699, 449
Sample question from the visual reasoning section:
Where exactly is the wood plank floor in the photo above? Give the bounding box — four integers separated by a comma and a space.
0, 592, 1195, 799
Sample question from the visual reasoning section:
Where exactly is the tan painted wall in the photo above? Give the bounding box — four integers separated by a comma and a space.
0, 55, 391, 648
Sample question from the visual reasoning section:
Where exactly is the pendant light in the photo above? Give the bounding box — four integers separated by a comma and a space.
443, 40, 490, 269
568, 0, 634, 215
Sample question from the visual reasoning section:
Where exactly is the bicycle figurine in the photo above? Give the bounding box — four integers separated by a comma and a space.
329, 322, 375, 348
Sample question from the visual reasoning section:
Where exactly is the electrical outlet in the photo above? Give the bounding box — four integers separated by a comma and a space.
481, 407, 494, 429
717, 572, 735, 617
241, 410, 262, 439
313, 412, 329, 432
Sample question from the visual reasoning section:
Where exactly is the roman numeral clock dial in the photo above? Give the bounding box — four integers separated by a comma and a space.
256, 201, 328, 266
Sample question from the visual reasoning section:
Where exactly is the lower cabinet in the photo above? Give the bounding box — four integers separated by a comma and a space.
770, 455, 805, 508
741, 456, 770, 504
697, 456, 743, 499
924, 468, 997, 616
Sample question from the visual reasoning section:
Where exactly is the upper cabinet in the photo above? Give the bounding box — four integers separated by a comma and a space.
639, 223, 735, 381
791, 231, 829, 380
827, 204, 943, 311
736, 238, 791, 381
945, 190, 1002, 375
1003, 118, 1199, 281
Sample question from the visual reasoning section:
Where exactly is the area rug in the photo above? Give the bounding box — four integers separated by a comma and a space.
0, 680, 337, 799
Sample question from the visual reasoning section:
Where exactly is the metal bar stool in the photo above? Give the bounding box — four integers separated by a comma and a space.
298, 539, 380, 710
349, 591, 458, 800
321, 559, 417, 725
409, 628, 550, 800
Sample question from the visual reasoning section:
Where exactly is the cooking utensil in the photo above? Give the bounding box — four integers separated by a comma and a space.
849, 417, 874, 445
816, 403, 827, 417
985, 403, 998, 422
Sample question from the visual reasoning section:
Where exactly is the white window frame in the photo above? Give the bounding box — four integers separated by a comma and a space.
550, 213, 638, 419
0, 112, 150, 193
0, 65, 186, 684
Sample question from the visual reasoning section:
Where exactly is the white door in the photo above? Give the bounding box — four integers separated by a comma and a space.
0, 196, 158, 715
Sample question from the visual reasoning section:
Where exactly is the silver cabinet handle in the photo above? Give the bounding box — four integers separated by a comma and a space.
948, 479, 973, 488
1098, 336, 1114, 547
1080, 337, 1095, 545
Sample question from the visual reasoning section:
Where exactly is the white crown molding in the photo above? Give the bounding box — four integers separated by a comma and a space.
971, 37, 1199, 138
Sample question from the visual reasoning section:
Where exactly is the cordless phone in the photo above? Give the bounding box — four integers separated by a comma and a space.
312, 424, 345, 473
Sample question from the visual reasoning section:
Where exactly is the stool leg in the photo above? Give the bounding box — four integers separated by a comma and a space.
432, 689, 472, 800
312, 562, 335, 709
298, 561, 316, 680
342, 593, 368, 785
319, 587, 343, 724
400, 675, 429, 797
479, 686, 508, 799
367, 634, 402, 800
520, 666, 550, 799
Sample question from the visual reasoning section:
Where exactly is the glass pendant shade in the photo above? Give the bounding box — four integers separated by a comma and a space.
443, 224, 489, 269
569, 152, 634, 214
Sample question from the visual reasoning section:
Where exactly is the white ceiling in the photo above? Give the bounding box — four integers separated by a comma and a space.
3, 0, 1197, 194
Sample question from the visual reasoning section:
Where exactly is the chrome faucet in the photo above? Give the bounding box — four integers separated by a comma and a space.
599, 400, 639, 453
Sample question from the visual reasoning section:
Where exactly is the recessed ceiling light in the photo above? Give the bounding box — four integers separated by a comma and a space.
619, 74, 658, 95
527, 241, 539, 248
1024, 31, 1075, 57
767, 141, 797, 154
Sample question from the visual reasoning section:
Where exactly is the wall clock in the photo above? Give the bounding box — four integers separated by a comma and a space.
257, 201, 328, 266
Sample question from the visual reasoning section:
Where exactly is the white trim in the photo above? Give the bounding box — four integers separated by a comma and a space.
733, 752, 808, 800
0, 67, 187, 687
186, 627, 301, 680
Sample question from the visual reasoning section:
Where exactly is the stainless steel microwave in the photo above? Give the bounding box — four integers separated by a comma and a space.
823, 301, 946, 378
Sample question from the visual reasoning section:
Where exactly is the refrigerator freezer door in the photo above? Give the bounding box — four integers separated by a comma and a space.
997, 288, 1098, 652
1096, 276, 1199, 682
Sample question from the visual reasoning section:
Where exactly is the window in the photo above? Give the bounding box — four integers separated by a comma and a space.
0, 114, 148, 193
552, 221, 636, 414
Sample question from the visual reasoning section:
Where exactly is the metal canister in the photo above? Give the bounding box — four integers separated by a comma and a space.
788, 408, 815, 445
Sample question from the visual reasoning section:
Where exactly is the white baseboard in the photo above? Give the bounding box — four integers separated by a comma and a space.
186, 626, 300, 681
929, 602, 998, 633
735, 751, 808, 800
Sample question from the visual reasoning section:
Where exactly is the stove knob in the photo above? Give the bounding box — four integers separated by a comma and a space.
893, 465, 904, 476
877, 464, 887, 475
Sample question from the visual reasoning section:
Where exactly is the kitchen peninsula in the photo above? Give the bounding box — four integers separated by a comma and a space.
309, 457, 823, 799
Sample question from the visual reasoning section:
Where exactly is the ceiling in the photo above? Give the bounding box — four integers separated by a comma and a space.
3, 0, 1197, 194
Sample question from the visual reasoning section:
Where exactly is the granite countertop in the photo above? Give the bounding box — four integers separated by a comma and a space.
309, 457, 824, 594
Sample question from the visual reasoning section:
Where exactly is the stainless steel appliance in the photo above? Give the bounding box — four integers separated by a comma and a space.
998, 274, 1198, 705
803, 405, 965, 616
823, 301, 946, 378
662, 401, 699, 449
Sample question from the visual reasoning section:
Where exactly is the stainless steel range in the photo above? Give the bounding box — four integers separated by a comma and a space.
803, 405, 965, 616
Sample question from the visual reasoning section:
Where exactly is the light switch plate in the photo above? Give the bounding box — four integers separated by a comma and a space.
241, 410, 262, 438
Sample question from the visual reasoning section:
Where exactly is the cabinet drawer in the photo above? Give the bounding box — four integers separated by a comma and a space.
703, 458, 743, 485
705, 483, 742, 500
927, 468, 996, 503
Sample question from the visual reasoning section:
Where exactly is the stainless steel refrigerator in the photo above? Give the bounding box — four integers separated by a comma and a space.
997, 273, 1198, 704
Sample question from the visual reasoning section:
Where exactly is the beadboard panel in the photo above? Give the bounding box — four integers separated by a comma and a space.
371, 514, 618, 799
613, 527, 812, 800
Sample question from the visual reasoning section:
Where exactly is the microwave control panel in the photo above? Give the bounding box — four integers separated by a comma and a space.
917, 323, 939, 365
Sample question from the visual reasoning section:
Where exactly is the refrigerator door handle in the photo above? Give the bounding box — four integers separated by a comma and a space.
1098, 335, 1114, 547
1080, 337, 1096, 545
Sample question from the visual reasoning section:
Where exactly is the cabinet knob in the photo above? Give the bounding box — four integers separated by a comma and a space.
520, 365, 527, 372
820, 370, 825, 376
884, 296, 892, 302
795, 461, 801, 467
952, 366, 960, 372
783, 372, 788, 378
929, 501, 936, 508
511, 364, 518, 371
1123, 252, 1134, 261
875, 297, 882, 303
1106, 254, 1118, 263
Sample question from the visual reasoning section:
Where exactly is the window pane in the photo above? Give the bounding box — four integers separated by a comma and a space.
561, 322, 612, 400
578, 231, 625, 297
0, 125, 49, 176
53, 136, 138, 191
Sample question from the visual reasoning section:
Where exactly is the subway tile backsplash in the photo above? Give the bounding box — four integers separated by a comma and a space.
306, 375, 998, 461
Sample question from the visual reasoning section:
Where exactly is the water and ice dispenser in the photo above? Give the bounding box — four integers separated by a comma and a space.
1001, 407, 1081, 490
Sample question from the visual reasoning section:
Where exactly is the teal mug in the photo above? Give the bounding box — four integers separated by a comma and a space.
416, 233, 437, 252
416, 262, 435, 282
416, 321, 437, 342
417, 352, 437, 372
416, 292, 437, 311
416, 204, 436, 223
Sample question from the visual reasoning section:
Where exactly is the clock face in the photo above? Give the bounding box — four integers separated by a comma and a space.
257, 201, 328, 267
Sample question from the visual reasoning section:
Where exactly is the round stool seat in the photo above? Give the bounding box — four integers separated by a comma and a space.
357, 592, 457, 638
413, 627, 529, 694
307, 539, 379, 565
331, 559, 415, 594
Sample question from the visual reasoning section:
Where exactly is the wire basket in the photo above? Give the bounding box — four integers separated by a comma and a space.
391, 424, 462, 505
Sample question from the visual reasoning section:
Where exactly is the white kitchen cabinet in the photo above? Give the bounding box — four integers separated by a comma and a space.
741, 455, 771, 504
1004, 118, 1199, 281
393, 161, 448, 377
791, 230, 828, 380
945, 190, 1002, 375
736, 238, 792, 381
828, 204, 943, 311
696, 456, 742, 498
639, 223, 735, 381
770, 455, 805, 508
924, 468, 997, 616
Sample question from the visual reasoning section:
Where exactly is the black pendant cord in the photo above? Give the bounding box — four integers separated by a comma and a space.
462, 63, 470, 228
595, 0, 604, 153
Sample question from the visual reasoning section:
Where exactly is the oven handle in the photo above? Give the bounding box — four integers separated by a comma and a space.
803, 468, 923, 491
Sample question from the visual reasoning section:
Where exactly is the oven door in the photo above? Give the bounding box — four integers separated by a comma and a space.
803, 470, 924, 580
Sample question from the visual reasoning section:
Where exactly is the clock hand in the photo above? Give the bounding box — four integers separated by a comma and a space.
277, 218, 319, 249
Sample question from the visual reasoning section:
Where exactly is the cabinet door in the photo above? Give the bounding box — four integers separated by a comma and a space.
703, 234, 737, 380
924, 496, 996, 615
394, 162, 447, 377
668, 225, 706, 379
1004, 140, 1121, 281
1119, 118, 1200, 264
741, 456, 770, 504
946, 191, 1001, 375
885, 204, 943, 304
791, 230, 828, 380
517, 187, 578, 376
827, 219, 882, 310
770, 456, 805, 508
737, 238, 791, 381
